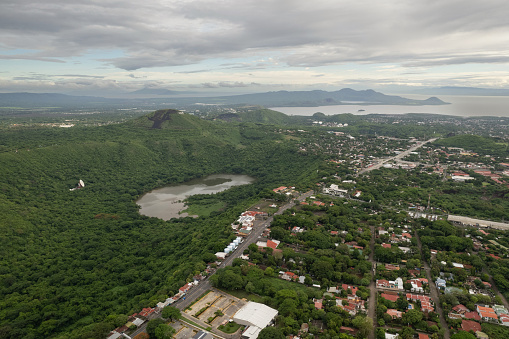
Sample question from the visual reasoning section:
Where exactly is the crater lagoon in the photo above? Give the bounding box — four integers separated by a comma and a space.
136, 174, 255, 220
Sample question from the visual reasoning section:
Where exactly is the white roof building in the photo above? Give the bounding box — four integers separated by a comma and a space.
107, 333, 122, 339
132, 318, 144, 327
233, 302, 278, 339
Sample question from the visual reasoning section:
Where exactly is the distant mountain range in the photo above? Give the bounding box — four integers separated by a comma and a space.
210, 88, 447, 107
414, 86, 509, 96
0, 88, 448, 109
129, 88, 183, 96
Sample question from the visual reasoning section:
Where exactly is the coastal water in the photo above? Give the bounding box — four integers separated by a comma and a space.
136, 174, 254, 220
271, 95, 509, 117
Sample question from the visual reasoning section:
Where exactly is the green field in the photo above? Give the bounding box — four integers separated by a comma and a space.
181, 201, 227, 217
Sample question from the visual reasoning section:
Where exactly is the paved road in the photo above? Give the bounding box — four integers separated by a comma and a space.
415, 231, 450, 339
358, 138, 438, 175
128, 190, 314, 338
367, 225, 376, 339
482, 267, 509, 311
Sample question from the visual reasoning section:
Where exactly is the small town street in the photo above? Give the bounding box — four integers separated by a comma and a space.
132, 190, 314, 338
415, 231, 450, 339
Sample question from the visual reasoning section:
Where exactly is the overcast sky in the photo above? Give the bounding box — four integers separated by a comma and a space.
1, 0, 509, 96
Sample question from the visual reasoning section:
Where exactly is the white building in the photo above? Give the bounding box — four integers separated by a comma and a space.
233, 302, 278, 339
323, 184, 348, 197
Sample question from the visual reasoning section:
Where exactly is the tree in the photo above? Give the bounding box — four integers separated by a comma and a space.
396, 297, 409, 311
265, 267, 275, 276
352, 315, 373, 338
402, 309, 423, 326
258, 326, 285, 339
161, 306, 180, 321
399, 326, 415, 339
146, 318, 165, 338
278, 298, 297, 317
155, 324, 175, 339
451, 331, 476, 339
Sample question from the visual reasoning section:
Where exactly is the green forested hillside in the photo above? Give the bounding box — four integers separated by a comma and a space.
434, 134, 509, 157
0, 113, 321, 338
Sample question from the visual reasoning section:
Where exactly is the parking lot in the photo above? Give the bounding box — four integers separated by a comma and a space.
173, 320, 198, 339
185, 289, 246, 332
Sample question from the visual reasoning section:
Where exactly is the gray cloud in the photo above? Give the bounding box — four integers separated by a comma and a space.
196, 81, 261, 88
1, 0, 509, 72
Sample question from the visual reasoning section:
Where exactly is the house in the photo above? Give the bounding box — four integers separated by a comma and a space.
493, 304, 509, 315
488, 253, 502, 260
461, 320, 482, 333
418, 334, 430, 339
139, 307, 156, 317
386, 309, 403, 319
381, 293, 399, 303
408, 278, 428, 293
324, 184, 349, 197
314, 299, 323, 310
266, 239, 280, 249
382, 243, 392, 249
179, 283, 192, 294
376, 278, 403, 290
385, 264, 400, 271
464, 311, 481, 321
406, 294, 434, 312
342, 284, 359, 296
477, 305, 498, 322
499, 314, 509, 326
327, 286, 339, 294
452, 304, 469, 315
338, 303, 357, 316
399, 246, 411, 254
340, 326, 356, 334
281, 271, 298, 281
448, 313, 463, 320
435, 278, 446, 290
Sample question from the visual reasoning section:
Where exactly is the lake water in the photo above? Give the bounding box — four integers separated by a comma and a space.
270, 94, 509, 117
136, 174, 255, 220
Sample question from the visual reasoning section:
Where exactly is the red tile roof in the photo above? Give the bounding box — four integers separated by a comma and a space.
461, 320, 481, 333
452, 304, 469, 314
266, 239, 278, 249
464, 311, 480, 321
387, 309, 402, 318
381, 293, 399, 302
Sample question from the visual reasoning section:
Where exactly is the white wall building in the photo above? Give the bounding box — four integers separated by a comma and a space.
233, 302, 278, 339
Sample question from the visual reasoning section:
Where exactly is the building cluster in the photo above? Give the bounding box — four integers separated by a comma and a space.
231, 210, 267, 237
